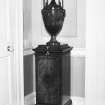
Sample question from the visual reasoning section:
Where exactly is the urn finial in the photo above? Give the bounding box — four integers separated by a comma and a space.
42, 0, 65, 46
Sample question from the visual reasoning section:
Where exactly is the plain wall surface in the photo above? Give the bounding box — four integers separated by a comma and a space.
85, 0, 105, 104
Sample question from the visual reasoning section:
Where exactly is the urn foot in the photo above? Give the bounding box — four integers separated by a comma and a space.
47, 36, 60, 46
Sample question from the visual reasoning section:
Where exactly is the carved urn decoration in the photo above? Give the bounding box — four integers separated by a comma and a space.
42, 0, 65, 45
33, 0, 73, 105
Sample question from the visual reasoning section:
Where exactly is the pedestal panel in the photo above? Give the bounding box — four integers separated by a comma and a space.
33, 44, 72, 105
36, 56, 61, 105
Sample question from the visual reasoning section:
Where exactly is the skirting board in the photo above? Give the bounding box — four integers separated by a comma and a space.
24, 92, 36, 105
24, 92, 85, 105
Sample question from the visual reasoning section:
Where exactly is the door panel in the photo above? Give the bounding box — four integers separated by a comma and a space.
0, 0, 24, 104
0, 0, 11, 42
0, 57, 12, 105
0, 0, 8, 42
0, 0, 16, 105
0, 0, 12, 58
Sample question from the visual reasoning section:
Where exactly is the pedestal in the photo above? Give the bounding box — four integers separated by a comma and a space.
33, 44, 73, 105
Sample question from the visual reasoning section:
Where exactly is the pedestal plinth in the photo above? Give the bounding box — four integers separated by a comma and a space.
33, 44, 73, 105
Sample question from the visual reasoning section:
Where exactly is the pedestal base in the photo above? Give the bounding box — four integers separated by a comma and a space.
33, 44, 73, 105
35, 99, 72, 105
62, 96, 72, 105
64, 99, 72, 105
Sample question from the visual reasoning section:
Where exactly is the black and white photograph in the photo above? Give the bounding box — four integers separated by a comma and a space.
0, 0, 105, 105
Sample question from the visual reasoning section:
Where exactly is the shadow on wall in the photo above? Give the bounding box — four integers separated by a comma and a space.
24, 55, 34, 96
24, 54, 85, 97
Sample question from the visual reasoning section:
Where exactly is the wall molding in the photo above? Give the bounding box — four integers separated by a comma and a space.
24, 49, 34, 56
71, 48, 86, 57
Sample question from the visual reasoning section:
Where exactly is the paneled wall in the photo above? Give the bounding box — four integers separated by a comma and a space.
71, 56, 85, 97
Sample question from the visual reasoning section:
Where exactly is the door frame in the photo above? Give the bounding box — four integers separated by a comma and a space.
13, 0, 24, 105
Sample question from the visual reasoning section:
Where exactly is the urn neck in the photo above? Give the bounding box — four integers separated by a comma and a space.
47, 35, 60, 46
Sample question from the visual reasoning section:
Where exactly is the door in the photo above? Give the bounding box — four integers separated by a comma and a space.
0, 0, 16, 105
0, 0, 24, 105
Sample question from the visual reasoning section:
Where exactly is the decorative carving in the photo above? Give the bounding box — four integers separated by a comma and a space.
42, 0, 66, 45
